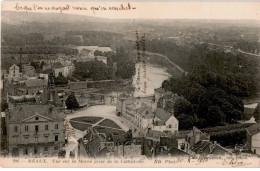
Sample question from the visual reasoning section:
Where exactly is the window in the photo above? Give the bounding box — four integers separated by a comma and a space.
45, 135, 48, 142
34, 148, 38, 154
24, 136, 29, 141
55, 135, 58, 142
180, 144, 185, 150
14, 126, 18, 132
25, 126, 29, 132
45, 125, 48, 130
169, 124, 172, 128
35, 125, 39, 133
35, 117, 39, 120
24, 148, 28, 155
44, 146, 48, 152
55, 124, 58, 129
35, 136, 38, 142
54, 146, 59, 151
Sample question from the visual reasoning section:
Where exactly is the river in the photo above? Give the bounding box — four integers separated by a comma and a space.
93, 63, 172, 99
132, 63, 171, 97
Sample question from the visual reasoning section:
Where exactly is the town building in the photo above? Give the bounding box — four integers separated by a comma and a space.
4, 64, 23, 82
4, 70, 65, 157
135, 106, 154, 129
43, 61, 74, 78
154, 87, 184, 113
154, 88, 172, 105
117, 93, 179, 133
153, 108, 179, 133
243, 103, 260, 123
246, 123, 260, 155
78, 128, 142, 158
22, 64, 37, 78
25, 78, 48, 95
5, 104, 65, 157
140, 126, 231, 158
2, 79, 26, 97
2, 78, 48, 98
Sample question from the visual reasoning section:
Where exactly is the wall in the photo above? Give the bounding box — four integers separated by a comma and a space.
252, 132, 260, 155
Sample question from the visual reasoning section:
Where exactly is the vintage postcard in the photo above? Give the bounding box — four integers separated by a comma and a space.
0, 0, 260, 168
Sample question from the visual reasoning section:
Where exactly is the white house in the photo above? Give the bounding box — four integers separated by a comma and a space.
246, 123, 260, 155
4, 64, 23, 82
152, 108, 179, 133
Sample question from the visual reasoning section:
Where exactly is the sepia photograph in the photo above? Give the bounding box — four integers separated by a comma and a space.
0, 0, 260, 168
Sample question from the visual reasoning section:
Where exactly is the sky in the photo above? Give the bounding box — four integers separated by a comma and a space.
1, 1, 260, 20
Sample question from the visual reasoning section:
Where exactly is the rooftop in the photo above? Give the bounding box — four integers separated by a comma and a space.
192, 140, 232, 156
25, 79, 48, 88
246, 123, 260, 136
9, 95, 36, 103
9, 104, 63, 123
154, 108, 177, 123
52, 62, 64, 69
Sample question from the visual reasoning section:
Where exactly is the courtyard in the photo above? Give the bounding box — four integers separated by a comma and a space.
64, 105, 136, 158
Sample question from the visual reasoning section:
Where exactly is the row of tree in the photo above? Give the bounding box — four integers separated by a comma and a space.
2, 45, 78, 55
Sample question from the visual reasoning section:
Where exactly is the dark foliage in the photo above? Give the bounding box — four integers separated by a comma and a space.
73, 47, 135, 80
55, 73, 68, 85
162, 45, 257, 128
65, 94, 79, 109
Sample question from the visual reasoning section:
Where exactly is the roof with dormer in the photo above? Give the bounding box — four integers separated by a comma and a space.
8, 104, 63, 123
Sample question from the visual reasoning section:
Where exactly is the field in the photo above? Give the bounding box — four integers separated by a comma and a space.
69, 121, 92, 131
98, 119, 121, 129
70, 116, 103, 124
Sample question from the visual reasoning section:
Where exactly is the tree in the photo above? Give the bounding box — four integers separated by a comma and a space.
174, 99, 193, 117
176, 114, 195, 130
55, 73, 68, 85
65, 94, 79, 109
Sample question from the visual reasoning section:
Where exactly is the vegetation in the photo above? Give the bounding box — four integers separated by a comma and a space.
73, 59, 113, 81
65, 94, 79, 109
55, 73, 68, 85
234, 41, 260, 53
210, 129, 247, 147
73, 47, 135, 80
70, 117, 103, 124
98, 119, 121, 129
201, 123, 253, 147
162, 44, 258, 129
2, 45, 78, 55
69, 121, 92, 131
201, 123, 253, 133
